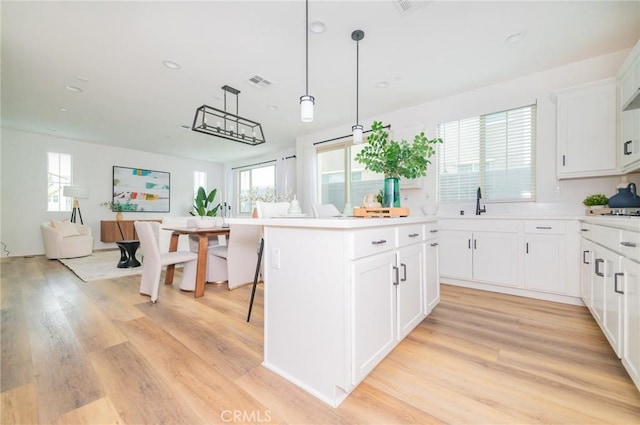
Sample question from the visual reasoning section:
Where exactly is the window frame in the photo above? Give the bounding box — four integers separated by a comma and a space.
47, 152, 72, 212
236, 163, 276, 216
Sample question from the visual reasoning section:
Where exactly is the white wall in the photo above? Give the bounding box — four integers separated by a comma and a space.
0, 128, 223, 257
296, 49, 640, 216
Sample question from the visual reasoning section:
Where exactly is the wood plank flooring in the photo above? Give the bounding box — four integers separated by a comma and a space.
2, 254, 639, 424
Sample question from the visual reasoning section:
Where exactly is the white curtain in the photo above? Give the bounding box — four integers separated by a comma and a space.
276, 156, 296, 199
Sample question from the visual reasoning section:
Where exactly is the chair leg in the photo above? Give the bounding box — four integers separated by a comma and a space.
247, 238, 264, 322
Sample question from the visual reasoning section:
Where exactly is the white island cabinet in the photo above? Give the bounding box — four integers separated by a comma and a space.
237, 216, 439, 407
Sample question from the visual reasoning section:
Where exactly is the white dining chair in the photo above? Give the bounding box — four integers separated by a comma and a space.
134, 221, 198, 303
311, 203, 340, 218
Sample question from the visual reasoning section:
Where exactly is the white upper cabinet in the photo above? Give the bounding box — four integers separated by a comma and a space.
618, 40, 640, 172
556, 78, 619, 179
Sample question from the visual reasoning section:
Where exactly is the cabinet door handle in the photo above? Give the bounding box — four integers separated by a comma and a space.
562, 154, 566, 166
624, 140, 632, 155
526, 242, 529, 254
595, 258, 604, 277
536, 226, 552, 230
429, 229, 439, 233
408, 233, 420, 238
430, 242, 439, 247
583, 250, 590, 265
473, 239, 477, 250
468, 239, 471, 249
393, 266, 399, 286
371, 239, 387, 245
401, 263, 407, 282
614, 272, 624, 294
581, 228, 589, 232
620, 241, 637, 247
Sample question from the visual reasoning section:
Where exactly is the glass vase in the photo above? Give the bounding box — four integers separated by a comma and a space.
383, 177, 401, 208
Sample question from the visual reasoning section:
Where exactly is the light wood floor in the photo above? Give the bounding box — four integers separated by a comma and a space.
2, 255, 639, 424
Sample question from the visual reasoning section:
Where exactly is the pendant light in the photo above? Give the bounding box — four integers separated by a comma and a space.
351, 29, 364, 144
300, 0, 314, 122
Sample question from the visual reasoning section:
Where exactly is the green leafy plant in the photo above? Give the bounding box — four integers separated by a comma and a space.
582, 193, 608, 206
190, 187, 220, 217
354, 121, 442, 179
100, 200, 124, 212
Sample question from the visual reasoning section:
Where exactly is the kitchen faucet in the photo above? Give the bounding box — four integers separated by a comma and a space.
476, 187, 486, 215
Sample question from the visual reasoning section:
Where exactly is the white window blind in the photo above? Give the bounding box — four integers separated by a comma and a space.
437, 104, 536, 203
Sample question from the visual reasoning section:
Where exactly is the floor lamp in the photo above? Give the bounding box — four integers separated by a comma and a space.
63, 186, 89, 224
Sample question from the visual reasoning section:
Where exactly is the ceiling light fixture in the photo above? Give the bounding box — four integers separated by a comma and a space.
192, 85, 266, 146
351, 29, 365, 144
309, 21, 326, 34
65, 85, 83, 93
163, 60, 181, 70
299, 0, 315, 122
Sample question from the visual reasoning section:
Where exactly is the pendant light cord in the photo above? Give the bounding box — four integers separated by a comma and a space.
305, 0, 309, 96
356, 39, 359, 126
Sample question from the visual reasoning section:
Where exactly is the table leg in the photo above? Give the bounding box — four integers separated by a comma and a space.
194, 235, 208, 298
165, 233, 179, 285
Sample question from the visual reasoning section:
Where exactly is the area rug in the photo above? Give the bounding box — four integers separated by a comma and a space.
59, 250, 143, 282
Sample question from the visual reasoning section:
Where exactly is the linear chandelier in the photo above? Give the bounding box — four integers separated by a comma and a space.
192, 85, 266, 146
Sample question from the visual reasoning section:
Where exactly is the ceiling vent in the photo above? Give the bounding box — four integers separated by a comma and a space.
247, 75, 272, 88
393, 0, 430, 16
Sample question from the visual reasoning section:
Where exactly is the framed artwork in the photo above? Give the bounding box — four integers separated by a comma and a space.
112, 166, 170, 212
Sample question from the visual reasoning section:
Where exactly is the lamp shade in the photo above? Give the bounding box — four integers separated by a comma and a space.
62, 186, 89, 199
352, 124, 363, 144
300, 95, 314, 122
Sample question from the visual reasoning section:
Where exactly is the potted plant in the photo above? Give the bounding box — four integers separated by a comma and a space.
354, 121, 442, 207
583, 193, 608, 214
190, 187, 220, 226
100, 200, 125, 220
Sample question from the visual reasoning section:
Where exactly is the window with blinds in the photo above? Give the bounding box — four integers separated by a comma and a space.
437, 104, 536, 203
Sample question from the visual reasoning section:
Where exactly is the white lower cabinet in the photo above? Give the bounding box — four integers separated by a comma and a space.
350, 223, 432, 387
439, 229, 518, 286
622, 256, 640, 389
425, 231, 440, 314
581, 238, 595, 311
523, 222, 568, 294
351, 251, 397, 384
581, 220, 640, 391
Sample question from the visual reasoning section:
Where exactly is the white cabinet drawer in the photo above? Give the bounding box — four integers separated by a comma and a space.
595, 225, 622, 254
620, 230, 640, 262
397, 224, 424, 247
351, 227, 396, 259
524, 221, 566, 235
424, 222, 439, 240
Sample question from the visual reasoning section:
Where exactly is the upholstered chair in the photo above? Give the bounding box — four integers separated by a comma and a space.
40, 220, 94, 259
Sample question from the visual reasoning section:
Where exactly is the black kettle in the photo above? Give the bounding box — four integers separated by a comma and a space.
608, 182, 640, 208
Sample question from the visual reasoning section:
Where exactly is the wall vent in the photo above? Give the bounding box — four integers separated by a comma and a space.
247, 75, 272, 88
393, 0, 430, 16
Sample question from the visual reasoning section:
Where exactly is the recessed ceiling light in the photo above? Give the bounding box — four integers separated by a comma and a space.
65, 85, 83, 93
267, 105, 279, 111
309, 21, 326, 34
506, 31, 526, 44
60, 108, 68, 112
376, 81, 389, 89
163, 60, 181, 70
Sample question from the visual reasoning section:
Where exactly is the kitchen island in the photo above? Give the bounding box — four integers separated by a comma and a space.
227, 215, 439, 407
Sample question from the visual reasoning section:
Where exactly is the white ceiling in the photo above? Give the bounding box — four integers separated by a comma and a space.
2, 1, 639, 164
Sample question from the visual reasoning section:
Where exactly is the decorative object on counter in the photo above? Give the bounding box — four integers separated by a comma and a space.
354, 121, 442, 208
287, 195, 302, 215
362, 193, 382, 208
190, 186, 220, 228
192, 85, 266, 146
353, 206, 410, 217
583, 193, 609, 215
351, 29, 365, 144
608, 182, 640, 208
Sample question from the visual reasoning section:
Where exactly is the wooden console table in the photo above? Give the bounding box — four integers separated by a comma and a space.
100, 219, 161, 242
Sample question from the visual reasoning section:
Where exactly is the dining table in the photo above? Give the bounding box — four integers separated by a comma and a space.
163, 226, 230, 298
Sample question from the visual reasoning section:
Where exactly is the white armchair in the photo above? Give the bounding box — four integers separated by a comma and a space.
40, 220, 94, 259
